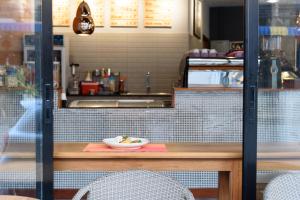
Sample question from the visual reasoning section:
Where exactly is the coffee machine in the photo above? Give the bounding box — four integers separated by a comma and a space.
68, 63, 80, 95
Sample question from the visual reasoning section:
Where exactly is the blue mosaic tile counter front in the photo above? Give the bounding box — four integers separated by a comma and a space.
1, 89, 300, 189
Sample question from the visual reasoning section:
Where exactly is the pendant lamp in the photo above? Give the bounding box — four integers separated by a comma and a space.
73, 0, 95, 35
296, 12, 300, 27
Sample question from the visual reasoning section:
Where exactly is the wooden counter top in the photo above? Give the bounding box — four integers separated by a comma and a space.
174, 87, 243, 92
1, 142, 300, 200
2, 143, 242, 159
3, 142, 300, 160
174, 87, 300, 92
2, 142, 245, 199
54, 143, 242, 159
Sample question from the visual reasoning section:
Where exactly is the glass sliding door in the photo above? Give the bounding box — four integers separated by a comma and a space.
0, 0, 53, 199
256, 0, 300, 199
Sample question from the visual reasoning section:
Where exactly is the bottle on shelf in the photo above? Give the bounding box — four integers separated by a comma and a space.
109, 72, 116, 93
103, 68, 109, 92
119, 79, 125, 94
114, 72, 120, 94
0, 65, 6, 87
5, 59, 18, 88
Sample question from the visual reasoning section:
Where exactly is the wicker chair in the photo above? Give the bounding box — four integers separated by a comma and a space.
72, 170, 195, 200
264, 173, 300, 200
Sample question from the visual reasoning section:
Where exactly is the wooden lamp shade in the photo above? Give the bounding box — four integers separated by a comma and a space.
73, 1, 95, 35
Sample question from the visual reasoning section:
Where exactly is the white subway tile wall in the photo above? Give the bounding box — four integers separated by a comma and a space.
65, 33, 189, 93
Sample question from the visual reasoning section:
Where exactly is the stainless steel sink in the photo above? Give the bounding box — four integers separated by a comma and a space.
123, 92, 172, 96
69, 100, 118, 108
68, 99, 171, 108
117, 99, 167, 108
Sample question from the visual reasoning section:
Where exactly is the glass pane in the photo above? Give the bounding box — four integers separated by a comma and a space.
0, 0, 44, 198
257, 0, 300, 199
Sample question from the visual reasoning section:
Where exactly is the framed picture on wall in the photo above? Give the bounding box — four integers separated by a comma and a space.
52, 0, 70, 27
193, 0, 202, 40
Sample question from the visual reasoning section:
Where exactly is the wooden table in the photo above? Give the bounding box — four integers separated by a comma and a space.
2, 142, 300, 200
56, 143, 243, 200
0, 196, 37, 200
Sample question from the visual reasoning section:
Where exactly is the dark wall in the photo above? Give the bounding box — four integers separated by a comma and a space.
210, 6, 244, 41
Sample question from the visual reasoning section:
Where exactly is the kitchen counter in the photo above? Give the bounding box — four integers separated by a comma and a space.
63, 87, 300, 108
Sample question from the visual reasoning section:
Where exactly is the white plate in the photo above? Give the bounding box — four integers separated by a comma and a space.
103, 137, 149, 149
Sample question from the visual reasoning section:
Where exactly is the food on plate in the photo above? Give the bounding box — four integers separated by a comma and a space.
115, 136, 142, 144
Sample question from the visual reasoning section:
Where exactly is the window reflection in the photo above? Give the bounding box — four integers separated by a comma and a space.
0, 0, 38, 197
259, 1, 300, 89
257, 1, 300, 199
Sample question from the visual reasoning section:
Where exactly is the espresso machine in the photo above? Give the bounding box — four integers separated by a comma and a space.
68, 63, 80, 95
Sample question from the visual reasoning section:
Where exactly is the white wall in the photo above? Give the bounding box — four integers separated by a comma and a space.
55, 0, 191, 93
64, 33, 189, 93
54, 0, 189, 34
202, 0, 210, 38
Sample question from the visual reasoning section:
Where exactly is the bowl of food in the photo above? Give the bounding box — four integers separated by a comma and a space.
103, 136, 149, 149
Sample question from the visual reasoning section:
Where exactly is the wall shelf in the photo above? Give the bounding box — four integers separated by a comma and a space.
0, 87, 27, 92
260, 26, 300, 36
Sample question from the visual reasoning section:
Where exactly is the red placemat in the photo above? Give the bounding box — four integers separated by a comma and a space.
83, 144, 167, 152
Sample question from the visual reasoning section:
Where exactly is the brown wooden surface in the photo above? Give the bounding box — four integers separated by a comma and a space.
3, 143, 245, 200
54, 143, 243, 159
0, 87, 27, 92
5, 142, 300, 159
174, 87, 300, 92
2, 142, 300, 200
3, 143, 243, 159
219, 172, 230, 200
230, 160, 242, 200
0, 196, 37, 200
1, 189, 219, 199
257, 160, 300, 171
174, 87, 243, 92
54, 158, 236, 171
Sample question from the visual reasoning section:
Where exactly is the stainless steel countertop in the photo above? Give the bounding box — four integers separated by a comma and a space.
66, 93, 173, 108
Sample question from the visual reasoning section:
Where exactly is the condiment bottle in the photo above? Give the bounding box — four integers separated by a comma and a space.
103, 68, 109, 92
119, 79, 125, 93
0, 65, 6, 87
109, 73, 116, 93
114, 72, 120, 93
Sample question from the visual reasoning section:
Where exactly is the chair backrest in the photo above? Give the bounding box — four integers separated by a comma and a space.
264, 173, 300, 200
73, 170, 195, 200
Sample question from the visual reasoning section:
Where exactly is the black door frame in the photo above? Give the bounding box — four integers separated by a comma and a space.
35, 0, 54, 199
243, 0, 259, 199
34, 0, 259, 199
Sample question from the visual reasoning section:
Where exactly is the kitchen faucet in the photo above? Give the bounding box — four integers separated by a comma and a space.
145, 72, 151, 94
